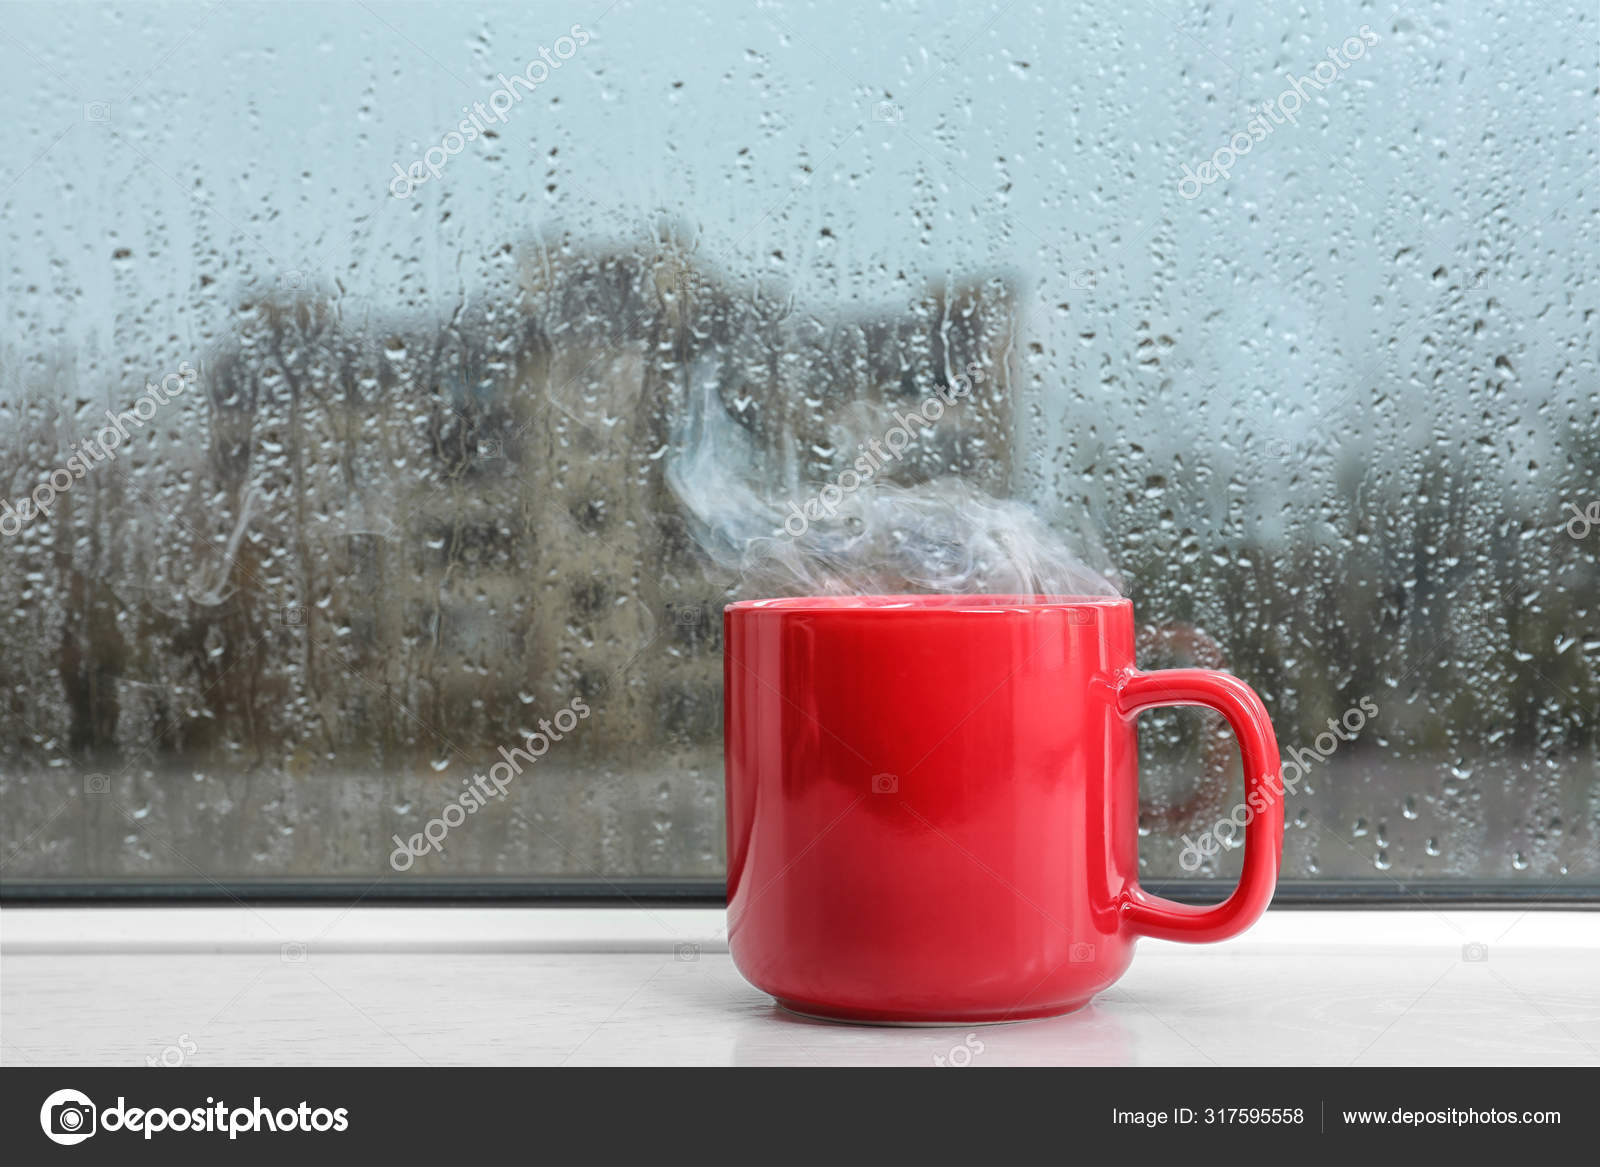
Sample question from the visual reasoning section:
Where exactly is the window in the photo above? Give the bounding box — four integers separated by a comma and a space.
1, 0, 1595, 896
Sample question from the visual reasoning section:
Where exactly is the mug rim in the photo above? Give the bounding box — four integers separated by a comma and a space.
725, 594, 1131, 614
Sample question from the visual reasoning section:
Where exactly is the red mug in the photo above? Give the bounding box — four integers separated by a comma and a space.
723, 594, 1283, 1025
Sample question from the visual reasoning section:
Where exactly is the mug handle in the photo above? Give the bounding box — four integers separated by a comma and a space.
1116, 668, 1284, 943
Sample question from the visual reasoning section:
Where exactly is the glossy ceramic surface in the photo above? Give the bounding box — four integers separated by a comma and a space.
723, 595, 1283, 1024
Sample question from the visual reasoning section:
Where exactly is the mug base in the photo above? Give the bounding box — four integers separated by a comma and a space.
775, 998, 1089, 1028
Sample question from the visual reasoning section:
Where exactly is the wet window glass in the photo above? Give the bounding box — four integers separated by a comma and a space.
2, 0, 1595, 890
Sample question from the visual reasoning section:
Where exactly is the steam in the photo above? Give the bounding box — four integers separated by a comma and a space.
666, 354, 1120, 599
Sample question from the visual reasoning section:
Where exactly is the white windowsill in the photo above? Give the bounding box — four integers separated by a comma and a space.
3, 908, 1597, 1066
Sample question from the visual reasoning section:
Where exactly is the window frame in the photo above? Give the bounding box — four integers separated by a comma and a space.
3, 878, 1596, 907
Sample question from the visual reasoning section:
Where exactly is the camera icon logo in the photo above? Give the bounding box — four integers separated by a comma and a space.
40, 1088, 97, 1145
1263, 438, 1295, 462
674, 269, 708, 299
84, 773, 110, 796
871, 773, 899, 794
674, 943, 700, 962
1461, 941, 1489, 963
279, 605, 307, 627
671, 603, 702, 628
1069, 942, 1097, 962
281, 941, 308, 963
477, 438, 503, 461
1068, 269, 1095, 290
83, 102, 111, 124
871, 100, 902, 124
